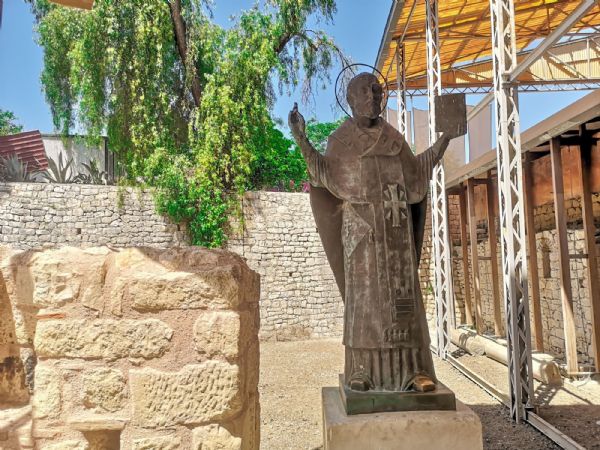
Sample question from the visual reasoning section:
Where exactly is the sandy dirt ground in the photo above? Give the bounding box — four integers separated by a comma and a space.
453, 350, 600, 450
259, 339, 561, 450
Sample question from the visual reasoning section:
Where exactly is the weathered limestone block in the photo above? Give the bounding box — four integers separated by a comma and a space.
132, 436, 182, 449
83, 368, 126, 412
0, 248, 38, 346
192, 424, 241, 450
35, 319, 173, 360
130, 362, 242, 428
41, 441, 87, 450
104, 247, 259, 314
27, 247, 110, 309
194, 311, 249, 359
33, 364, 61, 419
2, 244, 259, 449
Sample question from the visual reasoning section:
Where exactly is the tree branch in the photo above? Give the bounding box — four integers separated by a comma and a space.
168, 0, 202, 108
274, 33, 292, 54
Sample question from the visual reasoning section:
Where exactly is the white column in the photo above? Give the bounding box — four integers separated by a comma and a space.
395, 41, 408, 137
489, 0, 534, 423
426, 0, 454, 359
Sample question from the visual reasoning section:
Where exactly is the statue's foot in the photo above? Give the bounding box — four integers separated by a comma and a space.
347, 373, 373, 392
349, 378, 370, 392
413, 374, 436, 392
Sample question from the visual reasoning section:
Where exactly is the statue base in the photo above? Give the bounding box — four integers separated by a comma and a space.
323, 387, 483, 450
338, 374, 456, 415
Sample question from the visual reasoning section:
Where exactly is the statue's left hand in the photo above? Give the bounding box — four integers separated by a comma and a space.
288, 102, 306, 139
443, 120, 467, 141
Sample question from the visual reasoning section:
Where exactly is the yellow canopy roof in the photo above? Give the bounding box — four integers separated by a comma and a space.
48, 0, 94, 10
376, 0, 600, 92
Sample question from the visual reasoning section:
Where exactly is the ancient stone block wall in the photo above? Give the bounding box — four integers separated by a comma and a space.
227, 192, 343, 341
0, 246, 259, 449
0, 183, 188, 249
444, 197, 598, 366
418, 194, 462, 325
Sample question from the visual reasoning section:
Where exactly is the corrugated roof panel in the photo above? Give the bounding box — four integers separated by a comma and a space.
377, 0, 600, 92
0, 130, 49, 172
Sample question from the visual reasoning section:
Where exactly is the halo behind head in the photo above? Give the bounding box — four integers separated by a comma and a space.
335, 63, 389, 118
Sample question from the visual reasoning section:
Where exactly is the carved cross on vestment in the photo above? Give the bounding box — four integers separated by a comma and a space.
384, 184, 407, 227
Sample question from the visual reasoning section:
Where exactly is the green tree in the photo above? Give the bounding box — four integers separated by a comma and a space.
247, 117, 346, 191
249, 122, 306, 191
30, 0, 347, 247
301, 117, 344, 154
0, 109, 23, 136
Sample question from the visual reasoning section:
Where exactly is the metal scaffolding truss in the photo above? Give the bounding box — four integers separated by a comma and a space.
395, 42, 409, 136
489, 0, 534, 423
376, 0, 600, 426
425, 0, 454, 360
402, 81, 600, 95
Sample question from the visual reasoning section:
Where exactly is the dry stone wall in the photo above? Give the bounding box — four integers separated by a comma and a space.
227, 192, 343, 341
4, 180, 596, 366
0, 246, 259, 449
445, 196, 599, 367
0, 183, 188, 249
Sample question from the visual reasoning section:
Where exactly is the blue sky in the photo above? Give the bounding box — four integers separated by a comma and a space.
0, 0, 591, 135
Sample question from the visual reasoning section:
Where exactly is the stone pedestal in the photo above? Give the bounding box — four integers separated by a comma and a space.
322, 387, 483, 450
339, 375, 456, 415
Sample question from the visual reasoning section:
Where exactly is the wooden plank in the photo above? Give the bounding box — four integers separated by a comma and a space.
458, 186, 474, 326
486, 172, 503, 336
569, 254, 589, 259
550, 137, 578, 374
576, 126, 600, 372
467, 178, 483, 333
524, 152, 544, 352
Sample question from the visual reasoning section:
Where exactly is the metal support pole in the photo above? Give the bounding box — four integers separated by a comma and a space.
395, 41, 408, 137
489, 0, 534, 423
426, 0, 454, 358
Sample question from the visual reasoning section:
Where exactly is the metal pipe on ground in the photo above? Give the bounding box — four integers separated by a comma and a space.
450, 327, 562, 386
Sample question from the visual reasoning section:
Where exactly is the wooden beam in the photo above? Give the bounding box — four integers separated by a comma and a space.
467, 178, 483, 334
486, 172, 503, 336
523, 152, 544, 352
550, 137, 578, 374
576, 126, 600, 372
458, 186, 474, 326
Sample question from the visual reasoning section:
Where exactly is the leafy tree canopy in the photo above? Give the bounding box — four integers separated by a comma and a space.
0, 109, 23, 136
302, 117, 344, 153
30, 0, 347, 246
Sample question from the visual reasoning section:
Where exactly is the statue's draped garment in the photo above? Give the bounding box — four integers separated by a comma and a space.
307, 117, 441, 391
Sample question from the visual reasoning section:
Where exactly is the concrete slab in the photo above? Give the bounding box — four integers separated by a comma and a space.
322, 387, 483, 450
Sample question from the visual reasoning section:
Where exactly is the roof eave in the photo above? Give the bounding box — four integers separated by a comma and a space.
374, 0, 405, 74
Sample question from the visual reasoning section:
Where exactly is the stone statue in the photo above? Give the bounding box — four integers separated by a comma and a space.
289, 72, 464, 407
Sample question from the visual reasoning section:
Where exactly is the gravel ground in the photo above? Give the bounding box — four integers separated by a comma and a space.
259, 339, 559, 450
452, 349, 600, 449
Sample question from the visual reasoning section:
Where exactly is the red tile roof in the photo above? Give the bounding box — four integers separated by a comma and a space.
0, 130, 48, 172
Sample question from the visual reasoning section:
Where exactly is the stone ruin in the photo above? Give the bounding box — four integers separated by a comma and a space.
0, 246, 260, 449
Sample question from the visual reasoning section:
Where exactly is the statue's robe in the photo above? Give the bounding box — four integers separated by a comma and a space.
306, 117, 442, 391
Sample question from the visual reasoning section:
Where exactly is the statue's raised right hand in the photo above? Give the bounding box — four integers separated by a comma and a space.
288, 102, 306, 138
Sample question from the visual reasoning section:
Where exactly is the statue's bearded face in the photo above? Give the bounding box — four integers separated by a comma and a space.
346, 73, 384, 120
